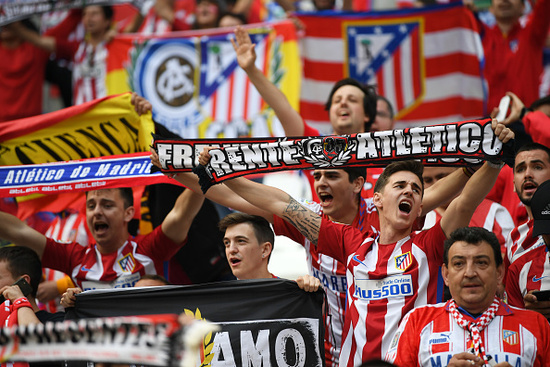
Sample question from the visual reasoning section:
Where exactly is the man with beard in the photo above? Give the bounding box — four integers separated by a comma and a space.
506, 178, 550, 320
501, 143, 550, 320
505, 143, 550, 264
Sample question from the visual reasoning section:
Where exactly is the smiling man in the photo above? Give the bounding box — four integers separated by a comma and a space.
387, 227, 550, 367
0, 188, 204, 290
197, 118, 513, 364
231, 26, 377, 137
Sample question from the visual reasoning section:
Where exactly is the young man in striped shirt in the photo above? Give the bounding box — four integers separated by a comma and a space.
0, 188, 204, 291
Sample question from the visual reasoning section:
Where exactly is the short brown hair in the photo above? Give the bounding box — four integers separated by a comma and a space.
374, 160, 424, 196
219, 213, 275, 249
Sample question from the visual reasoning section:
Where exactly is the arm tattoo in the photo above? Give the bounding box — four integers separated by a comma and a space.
282, 196, 321, 246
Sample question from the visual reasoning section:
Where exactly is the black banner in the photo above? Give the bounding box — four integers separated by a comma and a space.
67, 279, 325, 367
153, 118, 513, 186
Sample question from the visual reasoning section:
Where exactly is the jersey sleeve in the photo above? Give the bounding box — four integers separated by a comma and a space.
491, 202, 515, 247
318, 217, 364, 263
528, 0, 550, 45
504, 261, 527, 308
41, 238, 86, 275
415, 220, 446, 261
273, 215, 307, 245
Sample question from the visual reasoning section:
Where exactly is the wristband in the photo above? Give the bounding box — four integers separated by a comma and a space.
462, 167, 475, 178
12, 297, 32, 312
487, 160, 505, 169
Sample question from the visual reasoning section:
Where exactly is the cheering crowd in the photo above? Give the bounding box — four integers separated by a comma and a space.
1, 0, 550, 366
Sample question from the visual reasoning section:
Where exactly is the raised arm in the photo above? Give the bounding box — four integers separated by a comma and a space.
7, 21, 56, 53
199, 149, 322, 244
154, 0, 177, 23
231, 26, 305, 136
440, 120, 514, 237
0, 212, 47, 258
150, 147, 273, 221
178, 172, 273, 220
226, 177, 321, 245
161, 188, 205, 244
421, 166, 472, 215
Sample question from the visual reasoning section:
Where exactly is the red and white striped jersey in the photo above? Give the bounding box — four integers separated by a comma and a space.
55, 38, 111, 105
423, 199, 514, 251
72, 41, 109, 105
273, 198, 379, 367
41, 226, 184, 291
386, 300, 550, 367
138, 12, 172, 35
317, 218, 446, 365
44, 211, 89, 245
504, 220, 539, 275
505, 237, 550, 309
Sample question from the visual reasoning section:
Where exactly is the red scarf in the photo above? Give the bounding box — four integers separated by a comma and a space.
448, 297, 500, 365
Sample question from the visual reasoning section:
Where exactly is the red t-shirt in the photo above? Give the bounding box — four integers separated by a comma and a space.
0, 43, 49, 122
42, 226, 185, 290
479, 0, 550, 109
523, 111, 550, 147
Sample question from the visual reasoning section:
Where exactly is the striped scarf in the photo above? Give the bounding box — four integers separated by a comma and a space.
448, 296, 500, 364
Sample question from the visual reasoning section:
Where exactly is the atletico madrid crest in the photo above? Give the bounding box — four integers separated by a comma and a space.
503, 330, 518, 345
119, 253, 136, 273
395, 252, 412, 271
344, 19, 424, 118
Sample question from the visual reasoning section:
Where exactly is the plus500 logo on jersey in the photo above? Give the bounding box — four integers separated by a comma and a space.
354, 274, 413, 300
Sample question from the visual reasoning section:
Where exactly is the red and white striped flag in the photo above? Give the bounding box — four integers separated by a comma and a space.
296, 4, 486, 131
201, 33, 267, 127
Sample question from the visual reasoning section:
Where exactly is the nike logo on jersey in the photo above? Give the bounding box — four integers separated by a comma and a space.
532, 275, 547, 282
352, 255, 368, 267
81, 266, 92, 272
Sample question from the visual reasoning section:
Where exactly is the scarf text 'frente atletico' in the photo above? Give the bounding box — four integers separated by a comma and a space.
153, 118, 509, 186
